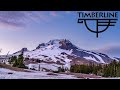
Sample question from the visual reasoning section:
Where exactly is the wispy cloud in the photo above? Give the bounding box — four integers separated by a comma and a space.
0, 11, 27, 27
0, 11, 51, 28
94, 45, 120, 57
0, 11, 75, 29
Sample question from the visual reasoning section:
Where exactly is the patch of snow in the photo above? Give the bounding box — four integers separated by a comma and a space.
0, 68, 15, 73
24, 45, 72, 61
92, 53, 105, 63
24, 44, 73, 70
0, 68, 78, 79
63, 58, 72, 70
84, 56, 99, 63
84, 51, 105, 63
28, 63, 62, 71
111, 57, 119, 62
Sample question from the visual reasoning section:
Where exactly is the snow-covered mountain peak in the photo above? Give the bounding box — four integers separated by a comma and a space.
36, 39, 64, 49
36, 39, 75, 50
11, 39, 118, 71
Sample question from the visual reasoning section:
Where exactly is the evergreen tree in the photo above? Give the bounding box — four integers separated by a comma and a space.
116, 61, 120, 77
12, 54, 26, 68
70, 65, 74, 72
12, 56, 18, 67
17, 54, 26, 68
113, 60, 117, 77
70, 60, 120, 77
10, 56, 17, 64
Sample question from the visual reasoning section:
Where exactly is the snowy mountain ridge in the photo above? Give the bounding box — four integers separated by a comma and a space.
11, 39, 118, 71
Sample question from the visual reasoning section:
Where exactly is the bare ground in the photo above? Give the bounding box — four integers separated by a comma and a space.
0, 63, 103, 79
58, 72, 103, 79
0, 63, 30, 72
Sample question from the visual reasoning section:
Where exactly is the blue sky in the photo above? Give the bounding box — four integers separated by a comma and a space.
0, 11, 120, 57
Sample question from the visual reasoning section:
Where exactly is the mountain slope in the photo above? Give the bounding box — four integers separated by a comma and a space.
12, 39, 115, 71
13, 48, 29, 56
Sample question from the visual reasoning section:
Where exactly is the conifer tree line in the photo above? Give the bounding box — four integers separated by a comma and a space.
70, 60, 120, 77
9, 54, 26, 68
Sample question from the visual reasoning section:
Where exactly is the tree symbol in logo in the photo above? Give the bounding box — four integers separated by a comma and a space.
78, 19, 117, 37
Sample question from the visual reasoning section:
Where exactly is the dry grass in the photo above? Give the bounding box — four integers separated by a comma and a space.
59, 72, 102, 79
0, 63, 30, 72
